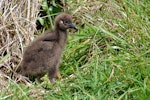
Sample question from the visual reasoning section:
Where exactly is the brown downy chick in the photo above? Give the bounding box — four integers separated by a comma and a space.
21, 13, 78, 83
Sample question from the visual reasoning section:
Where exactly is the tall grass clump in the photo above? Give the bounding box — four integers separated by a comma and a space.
0, 0, 40, 99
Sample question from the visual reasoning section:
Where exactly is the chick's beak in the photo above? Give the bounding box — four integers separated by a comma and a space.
69, 23, 78, 31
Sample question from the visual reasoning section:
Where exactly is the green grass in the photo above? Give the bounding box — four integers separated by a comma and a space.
1, 0, 150, 100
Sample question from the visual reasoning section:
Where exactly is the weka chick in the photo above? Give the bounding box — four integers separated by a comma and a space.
21, 13, 78, 83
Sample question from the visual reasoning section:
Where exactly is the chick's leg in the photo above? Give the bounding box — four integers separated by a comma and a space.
55, 61, 62, 79
48, 66, 56, 83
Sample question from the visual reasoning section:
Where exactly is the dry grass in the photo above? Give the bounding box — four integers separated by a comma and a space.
0, 0, 39, 90
66, 0, 124, 29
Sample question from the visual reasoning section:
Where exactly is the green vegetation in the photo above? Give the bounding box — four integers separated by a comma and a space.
37, 0, 62, 29
0, 0, 150, 100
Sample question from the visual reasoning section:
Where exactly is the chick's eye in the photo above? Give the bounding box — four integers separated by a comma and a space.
64, 20, 69, 24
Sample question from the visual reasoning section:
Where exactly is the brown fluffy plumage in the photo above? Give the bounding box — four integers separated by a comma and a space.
21, 13, 78, 83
